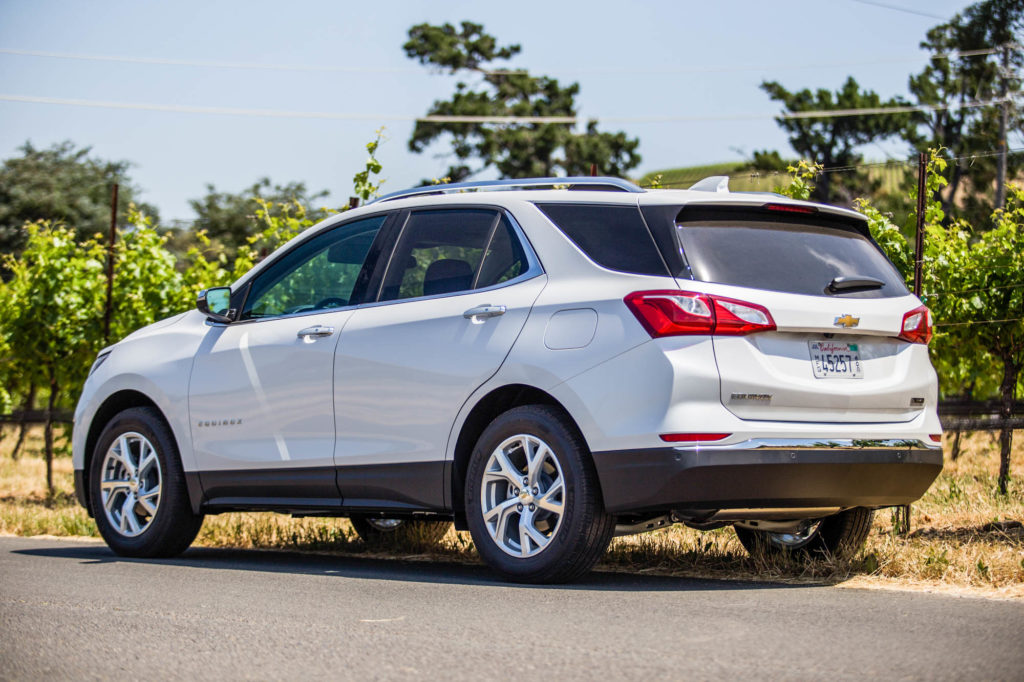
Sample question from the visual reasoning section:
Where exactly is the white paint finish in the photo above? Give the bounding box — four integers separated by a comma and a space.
75, 185, 945, 506
543, 308, 598, 350
714, 333, 935, 423
73, 310, 208, 473
188, 309, 354, 471
332, 277, 546, 467
553, 337, 942, 455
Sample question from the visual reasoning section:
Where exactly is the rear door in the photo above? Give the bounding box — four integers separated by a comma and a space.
671, 204, 934, 423
332, 208, 545, 510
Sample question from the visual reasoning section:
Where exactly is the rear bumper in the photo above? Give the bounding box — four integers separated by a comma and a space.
592, 439, 943, 515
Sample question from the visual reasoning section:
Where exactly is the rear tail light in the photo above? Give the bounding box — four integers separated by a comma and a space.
929, 434, 942, 443
762, 202, 817, 214
660, 433, 731, 443
898, 305, 933, 344
625, 290, 776, 338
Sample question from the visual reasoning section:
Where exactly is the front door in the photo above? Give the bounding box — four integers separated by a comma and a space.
332, 208, 546, 510
189, 213, 390, 507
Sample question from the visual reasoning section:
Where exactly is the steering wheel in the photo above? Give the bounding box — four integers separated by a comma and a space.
313, 296, 347, 310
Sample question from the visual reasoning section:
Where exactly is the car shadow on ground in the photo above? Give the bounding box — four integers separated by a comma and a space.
15, 541, 819, 593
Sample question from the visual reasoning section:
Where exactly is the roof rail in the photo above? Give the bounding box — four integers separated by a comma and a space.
370, 176, 644, 204
688, 176, 730, 193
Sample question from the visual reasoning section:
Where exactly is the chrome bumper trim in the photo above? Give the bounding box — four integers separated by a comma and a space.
676, 438, 941, 452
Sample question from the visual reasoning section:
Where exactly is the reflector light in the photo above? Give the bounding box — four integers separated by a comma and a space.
762, 203, 817, 214
660, 433, 731, 443
625, 290, 776, 338
898, 305, 933, 344
929, 434, 942, 442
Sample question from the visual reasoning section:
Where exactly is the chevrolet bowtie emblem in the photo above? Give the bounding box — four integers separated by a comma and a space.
834, 314, 860, 328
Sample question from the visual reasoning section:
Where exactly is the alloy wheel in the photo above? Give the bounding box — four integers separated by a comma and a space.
99, 432, 162, 538
480, 434, 565, 558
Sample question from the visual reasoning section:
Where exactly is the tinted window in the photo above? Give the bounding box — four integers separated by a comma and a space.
535, 203, 668, 276
676, 217, 908, 298
379, 209, 528, 302
241, 215, 387, 319
476, 215, 528, 288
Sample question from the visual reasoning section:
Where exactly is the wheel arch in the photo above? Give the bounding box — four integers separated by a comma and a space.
81, 390, 200, 515
450, 384, 586, 527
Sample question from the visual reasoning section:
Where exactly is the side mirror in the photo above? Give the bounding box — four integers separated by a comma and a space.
197, 287, 234, 323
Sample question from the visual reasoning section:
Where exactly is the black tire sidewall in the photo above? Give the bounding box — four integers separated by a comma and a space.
89, 407, 199, 557
735, 507, 874, 561
465, 405, 608, 581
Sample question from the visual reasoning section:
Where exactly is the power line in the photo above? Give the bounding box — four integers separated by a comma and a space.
0, 45, 1005, 77
925, 283, 1024, 297
935, 317, 1024, 327
1, 92, 1015, 125
0, 95, 576, 124
846, 0, 947, 20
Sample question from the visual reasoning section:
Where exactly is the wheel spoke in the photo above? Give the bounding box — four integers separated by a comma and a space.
138, 443, 157, 478
101, 478, 131, 494
526, 440, 548, 488
120, 496, 141, 534
485, 498, 518, 542
518, 515, 532, 556
537, 477, 563, 514
103, 489, 120, 514
522, 513, 549, 550
485, 448, 523, 487
114, 435, 136, 479
138, 486, 159, 515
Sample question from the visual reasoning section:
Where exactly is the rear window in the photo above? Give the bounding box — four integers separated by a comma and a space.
676, 211, 908, 298
535, 203, 668, 276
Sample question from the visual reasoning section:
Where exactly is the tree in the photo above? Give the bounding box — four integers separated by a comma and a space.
854, 151, 1023, 492
925, 185, 1024, 494
404, 21, 641, 181
760, 77, 909, 204
0, 141, 157, 259
186, 178, 330, 257
0, 222, 106, 493
906, 0, 1024, 223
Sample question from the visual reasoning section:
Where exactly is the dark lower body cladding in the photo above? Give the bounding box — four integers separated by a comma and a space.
591, 446, 944, 515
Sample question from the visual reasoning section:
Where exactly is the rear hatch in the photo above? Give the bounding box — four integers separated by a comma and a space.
669, 203, 932, 424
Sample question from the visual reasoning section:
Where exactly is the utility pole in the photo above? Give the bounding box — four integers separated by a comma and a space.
995, 43, 1009, 209
103, 183, 118, 344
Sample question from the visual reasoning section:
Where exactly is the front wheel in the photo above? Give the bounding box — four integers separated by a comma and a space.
734, 507, 874, 561
465, 405, 615, 584
89, 407, 204, 558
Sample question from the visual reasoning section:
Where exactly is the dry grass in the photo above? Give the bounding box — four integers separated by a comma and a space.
1, 425, 1021, 596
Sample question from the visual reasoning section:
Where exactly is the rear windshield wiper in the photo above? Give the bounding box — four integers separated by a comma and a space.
826, 275, 886, 295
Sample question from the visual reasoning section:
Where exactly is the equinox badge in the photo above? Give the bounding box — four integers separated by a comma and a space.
834, 314, 860, 328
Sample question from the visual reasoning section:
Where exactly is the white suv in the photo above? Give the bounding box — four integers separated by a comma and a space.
73, 176, 943, 583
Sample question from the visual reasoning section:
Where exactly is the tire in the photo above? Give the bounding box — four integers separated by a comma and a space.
465, 404, 615, 584
349, 515, 451, 548
734, 507, 874, 561
88, 407, 204, 558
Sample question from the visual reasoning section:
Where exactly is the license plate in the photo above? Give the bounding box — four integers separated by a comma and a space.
809, 341, 863, 379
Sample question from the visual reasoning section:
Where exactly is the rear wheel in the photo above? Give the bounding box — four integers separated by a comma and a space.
348, 515, 450, 548
734, 507, 874, 561
89, 407, 204, 558
465, 405, 615, 583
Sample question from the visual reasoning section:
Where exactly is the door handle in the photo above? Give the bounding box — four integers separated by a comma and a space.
297, 325, 335, 338
463, 304, 506, 321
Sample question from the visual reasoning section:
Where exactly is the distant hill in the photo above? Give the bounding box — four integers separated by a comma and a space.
636, 160, 911, 197
636, 162, 794, 193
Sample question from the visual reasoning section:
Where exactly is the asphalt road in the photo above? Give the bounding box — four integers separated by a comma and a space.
1, 536, 1022, 681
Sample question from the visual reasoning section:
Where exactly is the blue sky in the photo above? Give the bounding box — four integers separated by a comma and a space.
0, 0, 978, 222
